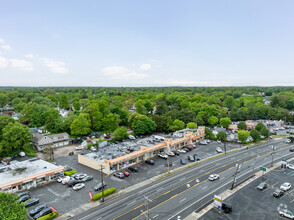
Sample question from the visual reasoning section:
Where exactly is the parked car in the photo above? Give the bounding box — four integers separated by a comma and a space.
122, 170, 130, 177
62, 176, 71, 184
25, 198, 39, 208
279, 209, 294, 219
178, 149, 187, 154
166, 151, 175, 157
287, 164, 294, 170
18, 195, 30, 203
17, 191, 29, 198
67, 179, 82, 187
188, 155, 195, 162
34, 208, 53, 220
280, 182, 291, 191
217, 140, 221, 144
193, 154, 201, 161
75, 173, 87, 180
183, 147, 190, 152
273, 189, 284, 197
206, 140, 211, 143
82, 175, 93, 182
222, 202, 232, 213
145, 160, 155, 165
114, 172, 124, 179
57, 176, 67, 183
73, 183, 85, 191
257, 182, 268, 190
208, 174, 219, 181
90, 146, 97, 152
186, 146, 194, 151
158, 153, 168, 159
29, 204, 47, 217
180, 159, 186, 165
200, 141, 207, 145
75, 145, 85, 150
128, 166, 139, 172
19, 152, 26, 157
70, 173, 79, 179
290, 148, 294, 152
173, 151, 180, 156
64, 166, 72, 172
216, 147, 223, 153
94, 182, 107, 191
285, 139, 291, 143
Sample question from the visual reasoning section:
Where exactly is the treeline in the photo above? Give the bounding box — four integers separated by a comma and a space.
0, 87, 293, 141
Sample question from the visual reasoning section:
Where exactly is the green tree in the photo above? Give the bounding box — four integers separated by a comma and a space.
73, 101, 81, 111
0, 115, 15, 140
237, 121, 246, 130
186, 122, 197, 129
205, 128, 216, 139
135, 100, 148, 115
131, 115, 157, 135
255, 122, 266, 131
0, 192, 27, 220
0, 122, 33, 156
238, 130, 250, 145
70, 113, 91, 136
208, 116, 219, 127
250, 129, 260, 142
61, 114, 77, 134
58, 93, 70, 109
82, 103, 103, 131
0, 93, 9, 107
113, 126, 129, 141
169, 119, 185, 131
223, 96, 235, 110
102, 113, 120, 132
220, 117, 232, 129
260, 127, 270, 138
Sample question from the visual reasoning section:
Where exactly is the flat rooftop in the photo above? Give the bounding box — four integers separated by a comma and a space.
83, 129, 201, 163
0, 158, 62, 186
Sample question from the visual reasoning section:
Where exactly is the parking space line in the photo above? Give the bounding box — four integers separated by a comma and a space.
202, 186, 208, 190
179, 198, 186, 203
290, 199, 294, 203
271, 182, 279, 189
157, 187, 164, 192
128, 200, 137, 206
153, 214, 159, 218
180, 177, 186, 181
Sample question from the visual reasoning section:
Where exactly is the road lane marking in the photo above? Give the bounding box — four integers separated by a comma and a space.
128, 200, 137, 206
153, 214, 159, 218
180, 177, 186, 181
179, 198, 186, 203
202, 186, 208, 190
157, 187, 164, 192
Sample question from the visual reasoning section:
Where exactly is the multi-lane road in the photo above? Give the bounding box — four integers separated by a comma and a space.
71, 139, 293, 220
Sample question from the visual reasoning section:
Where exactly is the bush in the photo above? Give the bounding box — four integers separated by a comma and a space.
22, 143, 37, 157
64, 170, 77, 176
92, 187, 116, 201
87, 143, 95, 150
37, 211, 57, 220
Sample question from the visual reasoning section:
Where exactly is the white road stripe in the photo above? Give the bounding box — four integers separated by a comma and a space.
202, 186, 208, 189
179, 198, 186, 203
157, 187, 164, 192
153, 214, 159, 218
127, 200, 136, 206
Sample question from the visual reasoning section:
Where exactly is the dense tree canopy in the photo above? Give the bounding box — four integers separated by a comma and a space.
0, 192, 27, 220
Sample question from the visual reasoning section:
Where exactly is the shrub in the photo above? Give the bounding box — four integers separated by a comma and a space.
92, 187, 116, 201
23, 143, 37, 157
64, 170, 77, 176
37, 211, 57, 220
87, 143, 95, 150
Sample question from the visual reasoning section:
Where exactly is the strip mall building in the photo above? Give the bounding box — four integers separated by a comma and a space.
0, 158, 64, 192
78, 127, 205, 174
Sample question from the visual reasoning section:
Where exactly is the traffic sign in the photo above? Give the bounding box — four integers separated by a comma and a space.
260, 167, 266, 172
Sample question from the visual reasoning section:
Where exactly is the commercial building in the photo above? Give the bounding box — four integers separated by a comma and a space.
78, 127, 205, 174
0, 158, 64, 192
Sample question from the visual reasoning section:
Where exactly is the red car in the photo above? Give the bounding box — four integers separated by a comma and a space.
122, 170, 130, 177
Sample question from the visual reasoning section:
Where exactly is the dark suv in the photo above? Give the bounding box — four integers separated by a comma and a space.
34, 208, 52, 220
145, 160, 155, 165
67, 179, 82, 187
94, 183, 107, 191
188, 155, 195, 162
273, 189, 284, 197
128, 166, 139, 172
29, 204, 47, 217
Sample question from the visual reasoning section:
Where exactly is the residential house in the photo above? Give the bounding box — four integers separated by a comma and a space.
32, 133, 70, 151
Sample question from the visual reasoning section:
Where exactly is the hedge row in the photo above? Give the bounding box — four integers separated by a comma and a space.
64, 170, 77, 176
92, 187, 116, 201
37, 211, 57, 220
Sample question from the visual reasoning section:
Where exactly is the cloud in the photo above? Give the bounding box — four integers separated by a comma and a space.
10, 59, 34, 71
2, 45, 11, 50
0, 56, 8, 68
41, 57, 69, 74
25, 54, 34, 58
102, 65, 149, 80
140, 63, 151, 70
0, 38, 4, 43
156, 79, 229, 87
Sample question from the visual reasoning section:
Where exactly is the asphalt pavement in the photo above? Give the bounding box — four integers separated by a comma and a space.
70, 139, 293, 220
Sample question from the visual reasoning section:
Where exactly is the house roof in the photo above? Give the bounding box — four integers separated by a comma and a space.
32, 132, 69, 143
32, 133, 45, 142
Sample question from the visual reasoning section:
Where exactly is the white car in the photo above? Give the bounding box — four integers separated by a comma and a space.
62, 176, 71, 184
73, 183, 85, 191
90, 146, 97, 151
178, 149, 187, 154
216, 147, 223, 153
206, 140, 211, 143
217, 140, 221, 144
208, 174, 219, 181
166, 152, 175, 157
287, 164, 294, 170
19, 152, 26, 157
200, 141, 207, 145
280, 182, 291, 191
75, 145, 85, 150
279, 209, 294, 219
285, 139, 291, 143
75, 174, 87, 180
57, 176, 67, 183
158, 153, 168, 159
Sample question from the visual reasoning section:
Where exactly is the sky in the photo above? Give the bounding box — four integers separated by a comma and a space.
0, 0, 294, 87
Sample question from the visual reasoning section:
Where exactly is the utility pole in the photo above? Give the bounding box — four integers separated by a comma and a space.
231, 162, 241, 190
99, 165, 105, 202
167, 156, 170, 174
271, 145, 276, 167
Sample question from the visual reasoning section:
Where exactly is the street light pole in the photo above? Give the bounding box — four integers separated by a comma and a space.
167, 156, 170, 174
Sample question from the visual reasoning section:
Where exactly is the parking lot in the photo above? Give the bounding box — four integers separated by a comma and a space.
29, 140, 240, 214
200, 160, 294, 220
